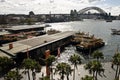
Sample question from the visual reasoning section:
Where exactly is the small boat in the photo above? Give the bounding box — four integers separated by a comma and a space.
106, 19, 112, 22
45, 24, 51, 27
111, 29, 120, 35
47, 29, 61, 35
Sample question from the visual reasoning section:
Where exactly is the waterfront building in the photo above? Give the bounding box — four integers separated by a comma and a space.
0, 31, 74, 62
0, 24, 46, 45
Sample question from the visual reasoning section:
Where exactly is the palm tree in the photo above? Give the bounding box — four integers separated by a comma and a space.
81, 75, 94, 80
21, 58, 41, 80
45, 55, 56, 79
112, 53, 120, 80
84, 60, 104, 80
66, 64, 73, 80
4, 70, 23, 80
92, 50, 104, 61
55, 62, 72, 80
0, 57, 14, 74
40, 76, 50, 80
68, 54, 81, 80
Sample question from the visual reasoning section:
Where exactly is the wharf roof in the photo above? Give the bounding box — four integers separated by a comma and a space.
5, 24, 45, 31
0, 31, 75, 56
0, 51, 11, 58
0, 31, 10, 36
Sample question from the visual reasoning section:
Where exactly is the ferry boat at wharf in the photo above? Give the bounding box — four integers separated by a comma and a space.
111, 29, 120, 35
72, 32, 105, 54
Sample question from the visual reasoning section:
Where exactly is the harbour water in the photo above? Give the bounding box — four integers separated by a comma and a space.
46, 19, 120, 61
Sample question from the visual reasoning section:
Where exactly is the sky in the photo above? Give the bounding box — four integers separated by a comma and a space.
0, 0, 120, 15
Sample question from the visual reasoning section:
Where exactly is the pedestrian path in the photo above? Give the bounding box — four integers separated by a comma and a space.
0, 45, 118, 80
36, 45, 117, 80
33, 62, 116, 80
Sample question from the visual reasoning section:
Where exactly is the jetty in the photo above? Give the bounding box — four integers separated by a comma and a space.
0, 25, 46, 45
0, 31, 74, 59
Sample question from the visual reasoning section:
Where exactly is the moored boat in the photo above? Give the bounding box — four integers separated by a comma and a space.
106, 19, 112, 22
76, 41, 105, 54
47, 29, 61, 35
111, 29, 120, 35
73, 32, 105, 54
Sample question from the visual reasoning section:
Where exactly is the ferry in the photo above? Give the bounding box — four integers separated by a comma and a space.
72, 32, 105, 54
106, 20, 112, 22
47, 29, 61, 35
76, 39, 105, 54
111, 29, 120, 35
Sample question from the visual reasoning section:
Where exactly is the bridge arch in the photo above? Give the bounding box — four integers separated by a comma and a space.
78, 7, 106, 14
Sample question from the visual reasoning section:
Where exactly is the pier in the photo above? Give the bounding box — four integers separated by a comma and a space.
0, 31, 75, 59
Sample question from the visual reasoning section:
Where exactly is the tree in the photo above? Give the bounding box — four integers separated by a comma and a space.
55, 62, 72, 80
45, 55, 56, 79
81, 75, 94, 80
25, 18, 34, 25
4, 70, 23, 80
40, 76, 50, 80
0, 57, 14, 75
29, 11, 35, 16
111, 53, 120, 80
66, 64, 73, 80
0, 15, 7, 24
92, 50, 104, 61
84, 60, 104, 80
21, 58, 41, 80
68, 54, 81, 80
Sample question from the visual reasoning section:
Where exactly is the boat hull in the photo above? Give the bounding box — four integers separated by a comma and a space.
76, 42, 105, 54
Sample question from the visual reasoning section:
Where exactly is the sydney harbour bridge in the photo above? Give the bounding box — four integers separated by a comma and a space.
78, 6, 106, 14
47, 6, 115, 22
76, 6, 110, 20
76, 7, 109, 20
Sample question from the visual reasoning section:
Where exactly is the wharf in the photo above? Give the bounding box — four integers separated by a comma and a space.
0, 51, 11, 58
0, 24, 46, 45
0, 31, 75, 58
5, 24, 45, 33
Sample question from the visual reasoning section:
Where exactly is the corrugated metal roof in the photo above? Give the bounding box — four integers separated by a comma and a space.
0, 43, 31, 56
6, 24, 45, 31
0, 31, 75, 55
0, 31, 10, 35
19, 31, 74, 47
0, 51, 11, 58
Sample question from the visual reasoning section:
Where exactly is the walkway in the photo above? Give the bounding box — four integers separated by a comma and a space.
33, 46, 117, 80
0, 46, 118, 80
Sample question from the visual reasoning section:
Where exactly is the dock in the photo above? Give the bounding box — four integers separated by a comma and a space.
5, 24, 45, 33
0, 31, 75, 59
0, 24, 46, 45
0, 51, 11, 58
